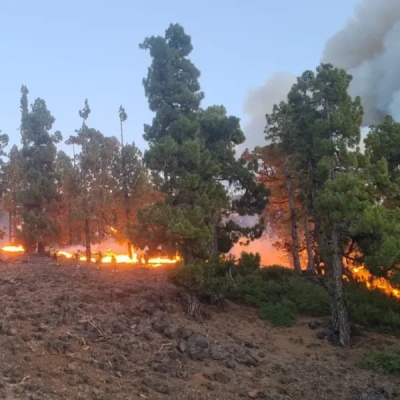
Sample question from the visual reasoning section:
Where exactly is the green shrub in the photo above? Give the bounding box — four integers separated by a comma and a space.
258, 299, 297, 327
174, 264, 204, 291
286, 277, 330, 316
346, 281, 400, 332
359, 348, 400, 375
258, 265, 297, 281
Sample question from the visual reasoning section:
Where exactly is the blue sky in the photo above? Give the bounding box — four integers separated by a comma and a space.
0, 0, 360, 155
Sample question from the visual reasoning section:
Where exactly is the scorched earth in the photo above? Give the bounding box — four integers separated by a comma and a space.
0, 255, 398, 400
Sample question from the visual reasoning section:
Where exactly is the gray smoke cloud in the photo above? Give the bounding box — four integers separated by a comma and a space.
240, 72, 296, 153
242, 0, 400, 151
322, 0, 400, 126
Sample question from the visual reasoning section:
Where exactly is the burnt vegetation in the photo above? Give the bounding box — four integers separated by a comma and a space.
0, 22, 400, 400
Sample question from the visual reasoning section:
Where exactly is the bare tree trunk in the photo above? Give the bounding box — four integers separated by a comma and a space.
187, 291, 201, 318
330, 226, 351, 348
37, 241, 45, 256
83, 125, 91, 263
12, 192, 17, 242
72, 143, 76, 168
8, 211, 12, 242
304, 212, 314, 271
127, 242, 133, 259
85, 218, 91, 262
209, 213, 219, 258
284, 158, 301, 272
120, 120, 124, 147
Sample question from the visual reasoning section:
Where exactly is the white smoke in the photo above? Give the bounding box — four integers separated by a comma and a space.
242, 0, 400, 151
322, 0, 400, 126
240, 72, 296, 153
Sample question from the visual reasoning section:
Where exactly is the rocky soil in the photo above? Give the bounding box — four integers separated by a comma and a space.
0, 255, 398, 399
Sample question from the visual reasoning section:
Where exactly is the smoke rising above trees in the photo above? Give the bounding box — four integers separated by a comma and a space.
243, 0, 400, 148
323, 0, 400, 126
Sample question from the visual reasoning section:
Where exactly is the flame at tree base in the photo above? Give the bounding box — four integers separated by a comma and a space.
0, 243, 180, 267
0, 245, 25, 253
57, 250, 180, 267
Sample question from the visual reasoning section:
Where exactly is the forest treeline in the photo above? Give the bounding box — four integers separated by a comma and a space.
1, 23, 400, 349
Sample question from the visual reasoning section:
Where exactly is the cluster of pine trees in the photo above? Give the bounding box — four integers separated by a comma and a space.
1, 86, 155, 259
244, 65, 400, 347
1, 23, 400, 349
0, 24, 267, 265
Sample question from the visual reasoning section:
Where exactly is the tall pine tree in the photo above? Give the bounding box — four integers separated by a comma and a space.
19, 86, 62, 254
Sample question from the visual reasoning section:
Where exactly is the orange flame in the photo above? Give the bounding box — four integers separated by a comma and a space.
0, 245, 25, 253
57, 249, 180, 267
349, 265, 400, 299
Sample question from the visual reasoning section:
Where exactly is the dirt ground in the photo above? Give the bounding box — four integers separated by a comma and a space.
0, 254, 398, 400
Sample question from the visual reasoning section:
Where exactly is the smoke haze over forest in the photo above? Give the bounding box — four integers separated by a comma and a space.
242, 0, 400, 152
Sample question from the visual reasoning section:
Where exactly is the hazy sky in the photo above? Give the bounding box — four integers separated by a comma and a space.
0, 0, 360, 155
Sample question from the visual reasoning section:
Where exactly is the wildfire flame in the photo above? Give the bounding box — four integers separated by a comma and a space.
56, 250, 180, 266
0, 239, 399, 299
0, 242, 180, 267
349, 265, 400, 299
0, 245, 25, 253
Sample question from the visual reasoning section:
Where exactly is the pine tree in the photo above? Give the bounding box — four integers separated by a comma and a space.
19, 86, 62, 254
79, 99, 92, 261
0, 132, 9, 240
266, 64, 363, 347
2, 145, 23, 242
137, 23, 268, 316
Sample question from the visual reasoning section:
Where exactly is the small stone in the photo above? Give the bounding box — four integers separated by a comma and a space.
210, 345, 230, 361
8, 328, 17, 336
308, 320, 320, 330
141, 343, 151, 352
316, 331, 326, 340
142, 330, 156, 342
248, 389, 259, 399
258, 351, 266, 359
211, 371, 231, 384
178, 340, 188, 353
180, 328, 193, 340
163, 325, 178, 339
226, 359, 236, 369
188, 333, 209, 361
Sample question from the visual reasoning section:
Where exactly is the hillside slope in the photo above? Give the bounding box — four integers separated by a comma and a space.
0, 257, 398, 400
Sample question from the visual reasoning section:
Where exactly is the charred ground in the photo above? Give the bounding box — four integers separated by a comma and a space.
0, 257, 398, 400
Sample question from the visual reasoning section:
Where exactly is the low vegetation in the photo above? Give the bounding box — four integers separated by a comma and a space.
174, 252, 400, 333
359, 347, 400, 375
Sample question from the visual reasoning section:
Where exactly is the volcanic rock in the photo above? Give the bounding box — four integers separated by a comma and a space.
308, 320, 321, 330
187, 333, 209, 361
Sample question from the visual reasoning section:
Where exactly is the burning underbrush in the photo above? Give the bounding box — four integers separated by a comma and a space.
0, 240, 180, 267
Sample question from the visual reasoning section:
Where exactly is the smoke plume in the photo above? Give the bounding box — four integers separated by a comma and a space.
322, 0, 400, 126
243, 0, 400, 150
240, 72, 296, 153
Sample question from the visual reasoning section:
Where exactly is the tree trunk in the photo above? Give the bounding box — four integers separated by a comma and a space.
8, 211, 12, 242
85, 217, 91, 263
187, 291, 201, 318
12, 192, 17, 242
127, 242, 133, 259
37, 241, 45, 256
82, 122, 91, 263
330, 226, 351, 348
284, 158, 301, 272
209, 213, 219, 258
304, 212, 314, 271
